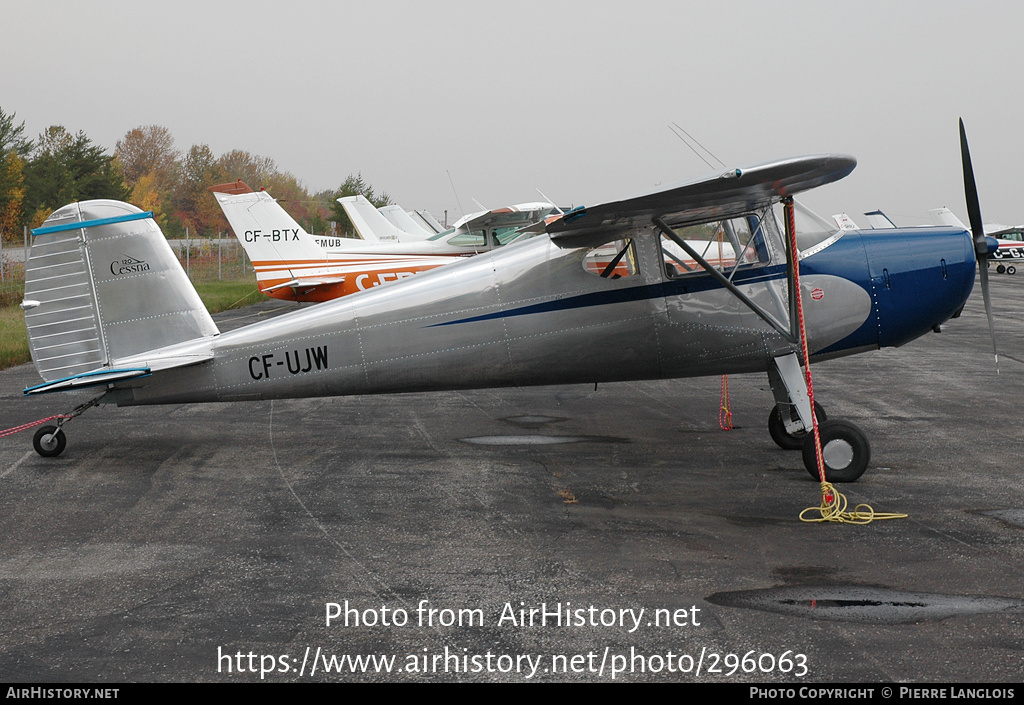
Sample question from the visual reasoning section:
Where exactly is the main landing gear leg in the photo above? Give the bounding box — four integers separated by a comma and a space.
31, 394, 105, 458
766, 353, 870, 482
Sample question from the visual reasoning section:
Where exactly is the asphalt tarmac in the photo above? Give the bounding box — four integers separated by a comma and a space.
1, 274, 1022, 683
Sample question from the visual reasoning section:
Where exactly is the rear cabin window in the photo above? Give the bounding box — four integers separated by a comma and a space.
583, 238, 639, 279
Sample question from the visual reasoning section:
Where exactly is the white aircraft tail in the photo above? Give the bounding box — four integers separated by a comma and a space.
832, 213, 859, 230
928, 207, 968, 229
210, 181, 328, 263
377, 204, 433, 237
410, 209, 445, 234
337, 195, 424, 243
863, 210, 897, 229
22, 200, 219, 388
411, 209, 445, 234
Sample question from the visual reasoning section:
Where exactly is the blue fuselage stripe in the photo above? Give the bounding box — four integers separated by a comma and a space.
429, 264, 789, 327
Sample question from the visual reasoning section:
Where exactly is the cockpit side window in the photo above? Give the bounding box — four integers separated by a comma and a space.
660, 209, 779, 280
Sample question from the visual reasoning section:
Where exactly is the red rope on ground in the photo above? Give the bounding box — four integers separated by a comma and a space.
0, 415, 72, 439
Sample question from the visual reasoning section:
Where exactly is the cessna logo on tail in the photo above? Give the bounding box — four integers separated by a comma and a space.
110, 255, 150, 276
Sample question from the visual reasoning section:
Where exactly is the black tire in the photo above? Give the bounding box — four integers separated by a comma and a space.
802, 419, 869, 483
768, 401, 826, 450
33, 425, 66, 457
1008, 266, 1016, 275
996, 264, 1006, 274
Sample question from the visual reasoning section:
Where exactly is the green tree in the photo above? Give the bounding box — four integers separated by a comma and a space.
0, 106, 32, 158
22, 126, 129, 227
328, 173, 391, 237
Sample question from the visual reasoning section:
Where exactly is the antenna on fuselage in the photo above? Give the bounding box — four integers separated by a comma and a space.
446, 170, 465, 221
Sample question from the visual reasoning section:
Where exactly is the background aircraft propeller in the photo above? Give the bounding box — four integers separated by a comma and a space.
959, 118, 999, 371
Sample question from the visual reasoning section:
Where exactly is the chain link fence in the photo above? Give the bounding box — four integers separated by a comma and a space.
1, 233, 253, 307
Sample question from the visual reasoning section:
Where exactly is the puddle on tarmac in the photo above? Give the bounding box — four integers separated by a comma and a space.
706, 585, 1024, 623
983, 509, 1024, 529
503, 415, 568, 428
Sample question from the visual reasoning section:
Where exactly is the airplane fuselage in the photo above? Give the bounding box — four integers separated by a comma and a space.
110, 225, 975, 407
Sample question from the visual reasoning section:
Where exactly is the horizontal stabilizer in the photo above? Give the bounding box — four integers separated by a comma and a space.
263, 276, 346, 293
24, 367, 152, 395
546, 155, 856, 247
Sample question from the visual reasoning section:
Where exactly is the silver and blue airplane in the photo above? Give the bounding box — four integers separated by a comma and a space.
17, 125, 996, 486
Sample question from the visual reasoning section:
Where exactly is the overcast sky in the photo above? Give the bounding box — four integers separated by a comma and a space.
2, 0, 1022, 227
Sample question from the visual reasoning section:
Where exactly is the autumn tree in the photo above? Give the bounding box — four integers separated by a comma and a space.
0, 107, 31, 240
115, 125, 180, 230
171, 143, 227, 236
115, 125, 178, 185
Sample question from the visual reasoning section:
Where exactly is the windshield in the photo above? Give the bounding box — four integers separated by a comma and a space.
772, 200, 844, 257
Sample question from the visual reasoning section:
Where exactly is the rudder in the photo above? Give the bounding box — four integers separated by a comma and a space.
23, 200, 218, 383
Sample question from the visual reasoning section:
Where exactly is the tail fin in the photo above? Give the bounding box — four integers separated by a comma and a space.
377, 204, 434, 237
929, 206, 969, 229
411, 209, 445, 234
337, 195, 425, 242
832, 213, 859, 230
23, 200, 218, 384
863, 210, 897, 229
210, 181, 328, 262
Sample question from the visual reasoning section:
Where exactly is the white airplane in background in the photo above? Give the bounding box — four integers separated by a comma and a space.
930, 207, 1022, 274
337, 193, 557, 249
377, 204, 436, 238
210, 181, 556, 301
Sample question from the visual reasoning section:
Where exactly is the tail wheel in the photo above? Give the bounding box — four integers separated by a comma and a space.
768, 401, 826, 450
801, 419, 869, 483
33, 425, 66, 457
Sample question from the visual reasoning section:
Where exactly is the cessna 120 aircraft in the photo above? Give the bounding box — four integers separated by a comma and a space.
18, 123, 997, 487
210, 182, 556, 302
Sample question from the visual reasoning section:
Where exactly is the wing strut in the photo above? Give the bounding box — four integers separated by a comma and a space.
651, 216, 799, 344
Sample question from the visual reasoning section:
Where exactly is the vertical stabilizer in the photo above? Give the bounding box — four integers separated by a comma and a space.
337, 195, 423, 242
23, 200, 218, 383
378, 204, 433, 238
210, 182, 328, 262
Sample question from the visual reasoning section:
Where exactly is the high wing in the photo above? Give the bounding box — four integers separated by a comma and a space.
546, 155, 856, 247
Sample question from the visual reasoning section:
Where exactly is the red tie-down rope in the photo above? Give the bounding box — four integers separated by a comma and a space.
780, 198, 905, 524
719, 375, 733, 430
0, 415, 72, 439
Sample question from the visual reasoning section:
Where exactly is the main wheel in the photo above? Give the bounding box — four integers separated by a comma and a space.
997, 264, 1006, 274
802, 419, 869, 483
1008, 265, 1016, 275
33, 425, 66, 457
768, 401, 826, 450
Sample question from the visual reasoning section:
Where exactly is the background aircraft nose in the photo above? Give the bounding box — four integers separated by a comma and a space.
862, 227, 976, 348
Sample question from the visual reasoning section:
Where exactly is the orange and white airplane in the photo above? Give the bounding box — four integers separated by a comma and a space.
209, 181, 556, 302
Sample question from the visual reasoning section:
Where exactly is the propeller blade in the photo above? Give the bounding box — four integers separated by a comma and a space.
959, 118, 999, 372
